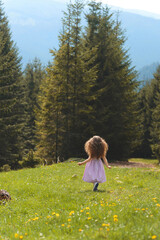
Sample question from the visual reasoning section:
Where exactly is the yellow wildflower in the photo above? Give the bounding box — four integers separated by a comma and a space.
152, 236, 157, 239
88, 217, 92, 220
69, 211, 74, 216
86, 207, 90, 210
79, 229, 83, 232
68, 219, 71, 222
102, 223, 110, 227
61, 224, 65, 227
15, 234, 19, 238
56, 213, 59, 217
19, 236, 23, 240
114, 218, 118, 222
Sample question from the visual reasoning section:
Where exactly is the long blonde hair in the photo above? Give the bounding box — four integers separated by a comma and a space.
85, 136, 108, 159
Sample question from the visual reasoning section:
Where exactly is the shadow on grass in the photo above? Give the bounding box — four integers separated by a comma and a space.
78, 189, 108, 193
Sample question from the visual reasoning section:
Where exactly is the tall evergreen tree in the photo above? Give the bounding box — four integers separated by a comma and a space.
23, 58, 46, 156
36, 0, 97, 162
84, 1, 138, 160
150, 66, 160, 161
0, 2, 24, 168
134, 82, 154, 158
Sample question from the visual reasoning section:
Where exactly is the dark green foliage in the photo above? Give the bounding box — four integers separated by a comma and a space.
134, 82, 154, 158
135, 65, 160, 160
0, 2, 24, 168
150, 66, 160, 161
84, 1, 138, 160
22, 58, 46, 157
36, 0, 97, 162
20, 150, 39, 168
36, 0, 138, 162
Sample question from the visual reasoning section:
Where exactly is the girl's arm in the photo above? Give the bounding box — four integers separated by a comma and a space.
102, 156, 111, 168
78, 157, 91, 166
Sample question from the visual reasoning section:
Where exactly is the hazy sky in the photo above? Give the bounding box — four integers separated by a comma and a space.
101, 0, 160, 15
3, 0, 160, 16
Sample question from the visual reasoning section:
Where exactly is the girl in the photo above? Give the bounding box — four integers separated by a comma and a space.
78, 136, 111, 191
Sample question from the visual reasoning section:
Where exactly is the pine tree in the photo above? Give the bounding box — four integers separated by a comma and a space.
0, 2, 24, 168
22, 58, 46, 157
84, 1, 138, 161
36, 0, 97, 162
135, 82, 154, 158
150, 66, 160, 161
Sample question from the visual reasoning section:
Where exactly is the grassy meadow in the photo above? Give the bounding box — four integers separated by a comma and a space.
0, 159, 160, 240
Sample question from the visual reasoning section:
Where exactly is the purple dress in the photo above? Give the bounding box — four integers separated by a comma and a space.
83, 159, 106, 183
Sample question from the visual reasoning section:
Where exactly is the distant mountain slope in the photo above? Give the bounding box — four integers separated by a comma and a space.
137, 62, 159, 83
4, 1, 160, 70
119, 11, 160, 69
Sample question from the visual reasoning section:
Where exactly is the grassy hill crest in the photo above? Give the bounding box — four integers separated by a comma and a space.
0, 160, 160, 239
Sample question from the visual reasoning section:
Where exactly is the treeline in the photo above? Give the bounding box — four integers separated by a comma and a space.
0, 0, 160, 170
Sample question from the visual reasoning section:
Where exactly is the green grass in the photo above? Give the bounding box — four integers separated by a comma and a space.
0, 160, 160, 240
129, 158, 159, 165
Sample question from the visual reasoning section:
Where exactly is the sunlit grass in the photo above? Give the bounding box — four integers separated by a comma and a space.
0, 160, 160, 239
129, 158, 159, 165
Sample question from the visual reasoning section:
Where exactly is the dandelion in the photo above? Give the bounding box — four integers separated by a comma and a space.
88, 217, 92, 220
152, 236, 157, 239
113, 215, 118, 222
56, 213, 59, 217
25, 233, 28, 236
86, 207, 90, 210
102, 223, 110, 227
79, 229, 83, 232
86, 212, 90, 215
68, 219, 71, 222
106, 228, 110, 231
52, 212, 56, 215
80, 210, 84, 213
61, 224, 65, 227
15, 233, 19, 238
69, 211, 74, 216
19, 236, 23, 240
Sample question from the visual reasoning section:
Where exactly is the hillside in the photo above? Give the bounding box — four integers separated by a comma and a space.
0, 160, 160, 239
4, 1, 160, 69
137, 62, 159, 83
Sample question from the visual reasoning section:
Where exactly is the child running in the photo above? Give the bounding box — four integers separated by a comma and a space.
78, 136, 111, 191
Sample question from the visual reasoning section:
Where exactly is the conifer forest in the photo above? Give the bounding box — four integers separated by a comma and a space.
0, 0, 160, 170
